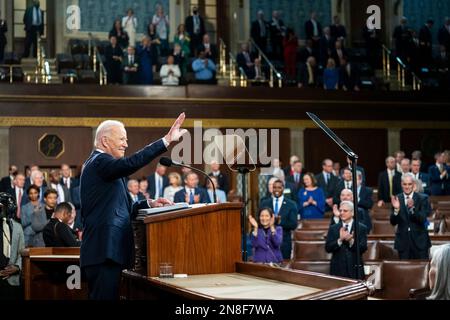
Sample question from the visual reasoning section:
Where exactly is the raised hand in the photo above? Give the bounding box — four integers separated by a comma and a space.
333, 204, 340, 218
248, 215, 258, 229
165, 112, 188, 144
391, 196, 400, 210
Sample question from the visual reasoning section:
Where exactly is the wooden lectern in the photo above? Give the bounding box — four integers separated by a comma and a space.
137, 203, 242, 277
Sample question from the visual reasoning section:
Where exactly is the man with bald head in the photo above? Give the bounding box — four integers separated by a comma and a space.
377, 156, 402, 207
80, 113, 187, 300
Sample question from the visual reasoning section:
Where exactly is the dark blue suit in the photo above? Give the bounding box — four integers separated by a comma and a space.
146, 173, 169, 199
80, 139, 167, 300
390, 192, 431, 259
260, 197, 298, 259
173, 187, 211, 204
428, 164, 450, 195
413, 172, 430, 195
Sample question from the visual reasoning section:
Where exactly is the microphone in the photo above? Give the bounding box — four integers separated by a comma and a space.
159, 157, 217, 204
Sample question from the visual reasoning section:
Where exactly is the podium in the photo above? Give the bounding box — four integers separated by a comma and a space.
135, 203, 243, 277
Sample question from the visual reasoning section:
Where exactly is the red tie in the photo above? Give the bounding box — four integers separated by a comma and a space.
17, 189, 22, 219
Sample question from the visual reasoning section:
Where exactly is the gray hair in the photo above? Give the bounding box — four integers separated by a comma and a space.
401, 172, 416, 184
30, 170, 43, 183
340, 200, 354, 213
428, 244, 450, 300
94, 120, 124, 148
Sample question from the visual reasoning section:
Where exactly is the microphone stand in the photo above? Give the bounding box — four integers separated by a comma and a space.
307, 112, 363, 280
237, 166, 250, 261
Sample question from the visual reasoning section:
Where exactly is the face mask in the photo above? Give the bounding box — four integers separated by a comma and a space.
193, 10, 198, 15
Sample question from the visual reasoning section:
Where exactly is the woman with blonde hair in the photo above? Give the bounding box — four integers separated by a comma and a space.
428, 244, 450, 300
163, 172, 183, 202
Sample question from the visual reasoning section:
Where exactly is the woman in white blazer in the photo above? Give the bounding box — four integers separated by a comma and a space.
122, 8, 137, 47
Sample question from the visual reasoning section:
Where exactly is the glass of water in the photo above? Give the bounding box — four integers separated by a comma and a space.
159, 262, 173, 278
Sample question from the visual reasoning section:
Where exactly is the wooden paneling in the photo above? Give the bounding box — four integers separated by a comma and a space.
145, 204, 242, 277
400, 129, 450, 166
304, 129, 388, 186
9, 126, 93, 176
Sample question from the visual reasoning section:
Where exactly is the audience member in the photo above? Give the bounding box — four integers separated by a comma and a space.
207, 176, 227, 203
185, 6, 205, 57
437, 17, 450, 52
298, 56, 319, 88
208, 161, 229, 194
338, 56, 361, 91
236, 43, 255, 78
127, 179, 144, 203
147, 163, 169, 199
122, 8, 137, 47
419, 19, 434, 68
427, 244, 450, 300
27, 188, 57, 247
377, 156, 402, 207
138, 178, 150, 200
429, 151, 449, 195
198, 34, 217, 63
8, 173, 27, 220
160, 55, 181, 85
391, 173, 431, 259
0, 192, 25, 300
48, 169, 65, 203
174, 23, 191, 62
269, 10, 286, 61
249, 208, 283, 264
325, 200, 368, 279
192, 51, 216, 84
20, 185, 42, 247
319, 27, 334, 67
163, 172, 183, 203
122, 46, 139, 85
330, 15, 347, 45
283, 28, 298, 80
330, 39, 347, 67
285, 160, 303, 196
411, 159, 430, 194
393, 17, 412, 61
334, 167, 353, 204
29, 170, 46, 203
43, 202, 80, 247
259, 179, 298, 259
60, 164, 78, 203
250, 10, 270, 55
109, 19, 129, 50
298, 172, 325, 219
0, 165, 17, 192
137, 36, 154, 85
105, 36, 123, 84
151, 5, 169, 56
323, 58, 339, 90
283, 155, 299, 177
315, 159, 339, 211
22, 0, 44, 58
298, 39, 316, 64
147, 22, 161, 59
331, 189, 372, 233
172, 43, 187, 76
174, 172, 210, 204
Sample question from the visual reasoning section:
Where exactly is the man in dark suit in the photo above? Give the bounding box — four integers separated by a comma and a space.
326, 200, 368, 279
419, 19, 434, 68
330, 15, 347, 44
185, 6, 205, 57
60, 163, 79, 203
304, 11, 323, 54
127, 179, 145, 203
377, 156, 402, 207
356, 171, 373, 212
283, 155, 299, 177
174, 172, 210, 204
0, 16, 7, 63
390, 173, 431, 259
428, 152, 449, 195
330, 39, 347, 67
437, 17, 450, 52
393, 17, 412, 61
7, 173, 28, 220
0, 165, 17, 192
104, 36, 124, 84
315, 159, 338, 211
319, 27, 334, 67
197, 33, 217, 63
297, 56, 319, 88
285, 160, 304, 198
333, 167, 353, 205
269, 10, 286, 61
236, 43, 255, 78
338, 56, 361, 91
147, 163, 169, 199
250, 10, 269, 55
208, 161, 229, 194
22, 0, 44, 58
331, 189, 372, 234
122, 46, 139, 85
259, 179, 298, 259
411, 159, 430, 194
80, 113, 187, 300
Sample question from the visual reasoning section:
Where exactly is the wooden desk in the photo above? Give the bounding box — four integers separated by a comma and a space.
122, 262, 371, 300
22, 247, 88, 300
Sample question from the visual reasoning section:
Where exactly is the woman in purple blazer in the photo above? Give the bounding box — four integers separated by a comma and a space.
249, 208, 283, 264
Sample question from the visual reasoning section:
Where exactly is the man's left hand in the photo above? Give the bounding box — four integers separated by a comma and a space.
150, 198, 174, 207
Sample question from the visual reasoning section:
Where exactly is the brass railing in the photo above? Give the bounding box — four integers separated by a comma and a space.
249, 37, 282, 88
0, 64, 21, 83
88, 33, 108, 85
218, 38, 227, 77
382, 44, 421, 91
229, 52, 247, 87
36, 36, 50, 83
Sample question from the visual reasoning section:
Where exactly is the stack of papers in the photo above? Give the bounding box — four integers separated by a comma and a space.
136, 203, 189, 220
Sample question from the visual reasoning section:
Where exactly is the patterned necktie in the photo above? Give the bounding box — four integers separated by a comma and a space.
189, 190, 195, 204
17, 189, 22, 219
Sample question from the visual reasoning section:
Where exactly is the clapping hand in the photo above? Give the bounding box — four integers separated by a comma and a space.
391, 195, 400, 210
151, 198, 174, 207
248, 215, 258, 230
165, 112, 188, 144
333, 204, 340, 218
406, 197, 414, 209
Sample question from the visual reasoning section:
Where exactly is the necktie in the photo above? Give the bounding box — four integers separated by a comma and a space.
155, 177, 160, 198
344, 224, 349, 232
189, 190, 195, 204
388, 171, 393, 197
324, 173, 328, 185
130, 56, 134, 65
17, 189, 22, 219
274, 198, 279, 215
159, 177, 163, 198
295, 173, 299, 184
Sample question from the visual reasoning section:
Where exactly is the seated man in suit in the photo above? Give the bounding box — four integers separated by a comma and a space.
325, 200, 368, 280
197, 33, 217, 63
315, 158, 339, 211
411, 159, 430, 194
43, 202, 80, 247
259, 179, 298, 260
127, 179, 145, 204
174, 172, 210, 204
428, 151, 449, 195
390, 173, 431, 259
377, 156, 402, 207
236, 43, 255, 77
331, 188, 372, 233
147, 163, 169, 199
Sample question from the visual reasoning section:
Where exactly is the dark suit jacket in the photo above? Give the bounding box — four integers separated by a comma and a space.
260, 197, 298, 259
414, 172, 431, 195
208, 171, 229, 194
330, 24, 347, 41
315, 172, 339, 201
79, 139, 167, 268
23, 6, 44, 34
250, 20, 270, 43
297, 63, 319, 87
146, 173, 169, 199
122, 54, 140, 84
285, 174, 304, 198
325, 221, 368, 279
333, 180, 353, 205
305, 20, 323, 40
197, 43, 217, 63
377, 170, 402, 202
173, 187, 211, 204
390, 192, 431, 254
0, 19, 7, 45
438, 25, 450, 49
0, 176, 12, 192
358, 185, 373, 211
7, 187, 28, 208
419, 25, 432, 47
185, 15, 205, 37
330, 207, 372, 234
339, 63, 361, 90
428, 164, 449, 195
236, 51, 256, 76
